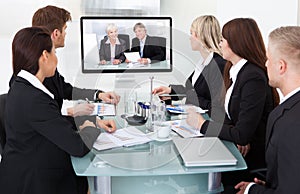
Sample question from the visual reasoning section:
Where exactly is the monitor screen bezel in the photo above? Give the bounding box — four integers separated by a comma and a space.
80, 16, 172, 73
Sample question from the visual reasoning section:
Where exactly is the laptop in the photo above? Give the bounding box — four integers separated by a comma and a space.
172, 137, 237, 167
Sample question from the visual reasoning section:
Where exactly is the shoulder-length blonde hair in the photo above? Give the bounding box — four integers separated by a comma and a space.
190, 15, 222, 55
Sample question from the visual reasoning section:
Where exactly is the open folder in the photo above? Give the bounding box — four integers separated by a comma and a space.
93, 127, 152, 151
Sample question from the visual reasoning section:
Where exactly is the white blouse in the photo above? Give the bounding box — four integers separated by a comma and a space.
224, 58, 247, 119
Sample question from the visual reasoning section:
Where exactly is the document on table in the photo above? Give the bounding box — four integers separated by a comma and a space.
166, 105, 208, 114
93, 126, 152, 151
61, 100, 115, 116
168, 119, 203, 138
92, 103, 116, 116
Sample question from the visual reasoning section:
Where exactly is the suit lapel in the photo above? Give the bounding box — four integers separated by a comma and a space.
266, 91, 300, 149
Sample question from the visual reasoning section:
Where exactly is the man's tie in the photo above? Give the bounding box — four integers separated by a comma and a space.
140, 40, 144, 58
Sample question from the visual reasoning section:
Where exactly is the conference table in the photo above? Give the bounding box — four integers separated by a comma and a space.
71, 116, 247, 194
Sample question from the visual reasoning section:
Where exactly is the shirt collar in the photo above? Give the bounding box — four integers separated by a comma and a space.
140, 35, 147, 43
229, 58, 247, 83
280, 86, 300, 104
17, 70, 54, 99
105, 37, 121, 45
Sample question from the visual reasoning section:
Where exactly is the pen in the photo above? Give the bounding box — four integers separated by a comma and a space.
85, 98, 90, 104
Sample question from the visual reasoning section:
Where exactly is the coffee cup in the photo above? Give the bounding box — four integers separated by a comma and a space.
157, 124, 171, 138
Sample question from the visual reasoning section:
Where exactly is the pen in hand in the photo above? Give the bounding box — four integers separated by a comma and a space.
85, 98, 90, 104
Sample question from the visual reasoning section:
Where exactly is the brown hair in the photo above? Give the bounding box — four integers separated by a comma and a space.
222, 18, 279, 104
32, 5, 71, 33
133, 22, 146, 32
12, 27, 52, 76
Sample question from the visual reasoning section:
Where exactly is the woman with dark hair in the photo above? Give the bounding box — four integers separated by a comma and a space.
187, 18, 279, 193
0, 26, 100, 194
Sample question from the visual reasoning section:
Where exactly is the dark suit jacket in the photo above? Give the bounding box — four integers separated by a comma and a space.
0, 76, 100, 194
131, 36, 164, 63
43, 70, 98, 109
169, 53, 226, 113
201, 62, 275, 170
249, 91, 300, 193
99, 37, 126, 62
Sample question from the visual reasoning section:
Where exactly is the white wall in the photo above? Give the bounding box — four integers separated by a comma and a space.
0, 0, 299, 94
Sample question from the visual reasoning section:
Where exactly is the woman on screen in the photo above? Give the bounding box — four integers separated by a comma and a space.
153, 15, 226, 114
99, 23, 127, 65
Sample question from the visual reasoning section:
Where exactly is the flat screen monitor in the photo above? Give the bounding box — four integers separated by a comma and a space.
80, 16, 172, 73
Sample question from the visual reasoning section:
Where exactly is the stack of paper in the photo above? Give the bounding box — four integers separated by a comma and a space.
93, 126, 152, 151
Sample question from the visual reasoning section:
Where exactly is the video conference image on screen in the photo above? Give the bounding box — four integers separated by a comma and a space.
81, 16, 172, 73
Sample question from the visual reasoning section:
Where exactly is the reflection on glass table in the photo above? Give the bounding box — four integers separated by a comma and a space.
71, 116, 247, 194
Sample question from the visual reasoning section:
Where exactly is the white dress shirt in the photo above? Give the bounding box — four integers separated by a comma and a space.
105, 38, 121, 59
191, 52, 213, 86
224, 58, 247, 119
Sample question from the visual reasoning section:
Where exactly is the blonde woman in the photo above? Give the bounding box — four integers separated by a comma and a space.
153, 15, 226, 114
99, 23, 127, 65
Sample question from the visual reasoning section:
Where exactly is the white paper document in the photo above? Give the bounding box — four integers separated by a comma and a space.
124, 52, 140, 62
166, 105, 208, 114
93, 127, 152, 151
168, 119, 204, 138
61, 100, 115, 116
92, 103, 116, 116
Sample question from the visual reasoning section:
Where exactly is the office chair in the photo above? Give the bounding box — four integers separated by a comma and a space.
117, 34, 130, 52
152, 36, 166, 60
0, 93, 7, 153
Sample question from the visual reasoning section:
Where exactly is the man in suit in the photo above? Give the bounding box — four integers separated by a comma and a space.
235, 26, 300, 193
131, 22, 165, 64
30, 5, 118, 132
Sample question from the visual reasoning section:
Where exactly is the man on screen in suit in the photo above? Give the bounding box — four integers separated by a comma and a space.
235, 26, 300, 193
130, 22, 165, 64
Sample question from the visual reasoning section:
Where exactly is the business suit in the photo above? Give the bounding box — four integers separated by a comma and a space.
131, 36, 164, 63
42, 70, 98, 110
249, 91, 300, 193
99, 37, 127, 62
0, 76, 100, 194
169, 53, 226, 113
201, 62, 275, 189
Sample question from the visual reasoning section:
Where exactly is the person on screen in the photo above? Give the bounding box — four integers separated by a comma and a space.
153, 15, 226, 115
99, 23, 127, 65
130, 22, 165, 64
0, 26, 101, 194
186, 18, 279, 193
236, 26, 300, 194
8, 5, 118, 132
234, 25, 300, 194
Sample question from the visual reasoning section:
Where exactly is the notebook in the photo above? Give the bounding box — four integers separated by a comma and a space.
172, 137, 237, 167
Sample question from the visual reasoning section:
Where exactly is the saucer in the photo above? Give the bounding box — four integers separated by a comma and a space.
149, 133, 172, 142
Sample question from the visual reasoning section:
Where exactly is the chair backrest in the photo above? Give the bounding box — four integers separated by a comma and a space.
151, 36, 166, 60
0, 93, 7, 151
118, 34, 130, 52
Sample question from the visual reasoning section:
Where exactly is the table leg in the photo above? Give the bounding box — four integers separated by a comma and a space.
208, 172, 221, 192
93, 176, 111, 194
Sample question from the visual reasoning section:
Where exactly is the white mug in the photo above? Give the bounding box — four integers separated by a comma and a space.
157, 124, 171, 138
